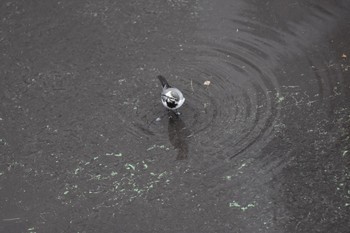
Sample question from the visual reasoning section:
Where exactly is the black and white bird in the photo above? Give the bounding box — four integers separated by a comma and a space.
157, 75, 185, 112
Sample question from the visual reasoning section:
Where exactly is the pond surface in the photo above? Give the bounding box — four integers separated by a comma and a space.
1, 0, 349, 232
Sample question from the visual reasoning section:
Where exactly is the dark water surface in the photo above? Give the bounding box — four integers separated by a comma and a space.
1, 0, 350, 232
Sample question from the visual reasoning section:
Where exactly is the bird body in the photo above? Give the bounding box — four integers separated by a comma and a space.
158, 75, 185, 111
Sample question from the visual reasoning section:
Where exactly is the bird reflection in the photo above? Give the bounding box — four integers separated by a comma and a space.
167, 111, 191, 160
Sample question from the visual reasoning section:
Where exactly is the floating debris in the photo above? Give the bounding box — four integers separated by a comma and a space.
118, 79, 126, 84
238, 163, 247, 170
111, 171, 118, 176
125, 163, 136, 170
341, 53, 347, 59
229, 200, 256, 211
276, 92, 285, 103
106, 152, 123, 157
229, 201, 240, 208
74, 167, 82, 175
2, 217, 21, 222
204, 80, 211, 86
147, 145, 156, 151
142, 161, 148, 169
147, 144, 169, 151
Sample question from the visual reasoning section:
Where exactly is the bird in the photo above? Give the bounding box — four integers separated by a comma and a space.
157, 75, 185, 113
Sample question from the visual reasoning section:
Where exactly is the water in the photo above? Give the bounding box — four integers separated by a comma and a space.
1, 0, 349, 232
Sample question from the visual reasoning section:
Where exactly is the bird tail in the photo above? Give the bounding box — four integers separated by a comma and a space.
157, 75, 170, 88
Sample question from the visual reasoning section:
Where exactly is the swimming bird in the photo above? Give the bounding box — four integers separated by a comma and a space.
157, 75, 185, 113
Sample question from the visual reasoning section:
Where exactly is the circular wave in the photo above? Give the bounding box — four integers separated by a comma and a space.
120, 1, 348, 167
125, 37, 282, 162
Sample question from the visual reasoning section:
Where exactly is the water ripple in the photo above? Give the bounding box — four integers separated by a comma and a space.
120, 0, 348, 173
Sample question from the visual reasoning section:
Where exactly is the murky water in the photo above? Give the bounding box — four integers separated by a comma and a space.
1, 0, 349, 232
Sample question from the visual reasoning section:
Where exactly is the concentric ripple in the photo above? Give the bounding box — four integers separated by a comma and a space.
182, 45, 280, 160
125, 41, 282, 164
120, 0, 348, 169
